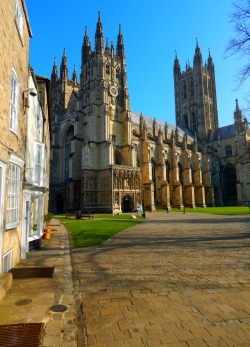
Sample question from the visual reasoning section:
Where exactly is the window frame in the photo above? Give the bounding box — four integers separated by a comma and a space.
9, 68, 20, 134
15, 0, 24, 37
6, 163, 21, 229
34, 142, 46, 186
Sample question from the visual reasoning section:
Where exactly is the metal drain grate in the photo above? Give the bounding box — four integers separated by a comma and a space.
0, 323, 45, 347
9, 267, 54, 279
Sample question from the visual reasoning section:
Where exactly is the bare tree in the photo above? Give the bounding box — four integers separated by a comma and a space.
226, 0, 250, 86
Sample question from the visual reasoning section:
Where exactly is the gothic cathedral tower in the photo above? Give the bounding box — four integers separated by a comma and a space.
78, 13, 133, 212
174, 42, 219, 142
49, 13, 142, 213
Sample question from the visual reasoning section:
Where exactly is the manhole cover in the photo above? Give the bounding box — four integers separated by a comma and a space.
14, 299, 32, 306
50, 304, 68, 313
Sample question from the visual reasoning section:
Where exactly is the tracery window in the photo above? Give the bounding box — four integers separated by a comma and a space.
151, 159, 156, 182
190, 78, 194, 96
165, 160, 170, 183
137, 157, 141, 168
106, 63, 110, 75
178, 162, 183, 185
116, 68, 120, 79
192, 112, 197, 133
184, 114, 188, 129
183, 80, 187, 99
115, 150, 122, 165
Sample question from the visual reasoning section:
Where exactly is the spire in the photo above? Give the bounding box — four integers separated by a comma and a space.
82, 26, 92, 64
72, 65, 78, 84
95, 11, 104, 53
51, 57, 58, 84
207, 49, 213, 69
165, 122, 168, 141
111, 41, 114, 57
174, 51, 181, 74
139, 113, 144, 134
105, 37, 110, 52
193, 39, 202, 66
116, 24, 125, 58
153, 117, 156, 137
234, 98, 243, 124
60, 48, 68, 80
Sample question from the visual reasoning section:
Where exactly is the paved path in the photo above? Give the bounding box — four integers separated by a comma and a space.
0, 220, 81, 347
74, 212, 250, 347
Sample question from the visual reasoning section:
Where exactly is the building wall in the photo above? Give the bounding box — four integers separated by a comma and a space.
0, 0, 32, 272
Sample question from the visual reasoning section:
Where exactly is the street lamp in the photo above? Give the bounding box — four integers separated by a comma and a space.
142, 187, 146, 218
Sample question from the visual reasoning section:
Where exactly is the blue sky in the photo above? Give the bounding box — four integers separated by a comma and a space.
26, 0, 249, 127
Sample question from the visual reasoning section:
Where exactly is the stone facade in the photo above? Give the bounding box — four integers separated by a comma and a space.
49, 14, 250, 214
0, 0, 31, 272
174, 45, 250, 206
0, 0, 51, 272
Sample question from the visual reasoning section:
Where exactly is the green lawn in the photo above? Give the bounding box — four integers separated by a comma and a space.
56, 217, 140, 247
54, 206, 249, 247
169, 206, 250, 215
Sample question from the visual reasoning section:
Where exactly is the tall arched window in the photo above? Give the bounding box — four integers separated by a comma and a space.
192, 112, 197, 133
106, 63, 110, 75
190, 78, 194, 96
183, 80, 187, 99
114, 150, 122, 165
178, 163, 183, 185
116, 68, 120, 79
137, 157, 141, 168
165, 160, 170, 183
151, 159, 156, 182
65, 126, 74, 180
151, 159, 156, 200
184, 114, 188, 129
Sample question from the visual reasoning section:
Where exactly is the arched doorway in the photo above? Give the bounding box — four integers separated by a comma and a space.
56, 194, 64, 213
122, 194, 132, 212
222, 164, 237, 205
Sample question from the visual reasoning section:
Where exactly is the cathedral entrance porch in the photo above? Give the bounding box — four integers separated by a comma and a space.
122, 194, 133, 213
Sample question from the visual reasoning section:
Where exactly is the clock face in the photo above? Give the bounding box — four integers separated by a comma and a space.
109, 85, 118, 97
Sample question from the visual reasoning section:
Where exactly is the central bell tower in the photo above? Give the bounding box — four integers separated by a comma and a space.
79, 13, 133, 212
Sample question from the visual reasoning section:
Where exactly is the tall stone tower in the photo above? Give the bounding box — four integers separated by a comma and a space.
78, 13, 133, 212
174, 42, 219, 142
49, 13, 140, 213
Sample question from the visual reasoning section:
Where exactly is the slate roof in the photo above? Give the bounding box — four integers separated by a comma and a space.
130, 111, 195, 143
208, 124, 235, 142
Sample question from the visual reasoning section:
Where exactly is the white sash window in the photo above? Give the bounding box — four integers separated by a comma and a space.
6, 163, 20, 228
9, 68, 19, 134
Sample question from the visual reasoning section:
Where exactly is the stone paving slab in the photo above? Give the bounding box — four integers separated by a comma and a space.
74, 212, 250, 347
0, 220, 81, 347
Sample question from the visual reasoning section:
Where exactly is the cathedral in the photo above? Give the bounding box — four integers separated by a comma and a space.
49, 13, 250, 214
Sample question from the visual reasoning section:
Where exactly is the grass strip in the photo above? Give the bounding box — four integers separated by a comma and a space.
57, 218, 140, 247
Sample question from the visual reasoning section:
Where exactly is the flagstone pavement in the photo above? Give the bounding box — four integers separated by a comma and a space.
73, 212, 250, 347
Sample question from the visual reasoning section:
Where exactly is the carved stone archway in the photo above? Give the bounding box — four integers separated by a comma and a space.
122, 194, 133, 212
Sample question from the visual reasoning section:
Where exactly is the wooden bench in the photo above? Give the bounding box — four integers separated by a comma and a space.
66, 211, 77, 218
80, 212, 93, 220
